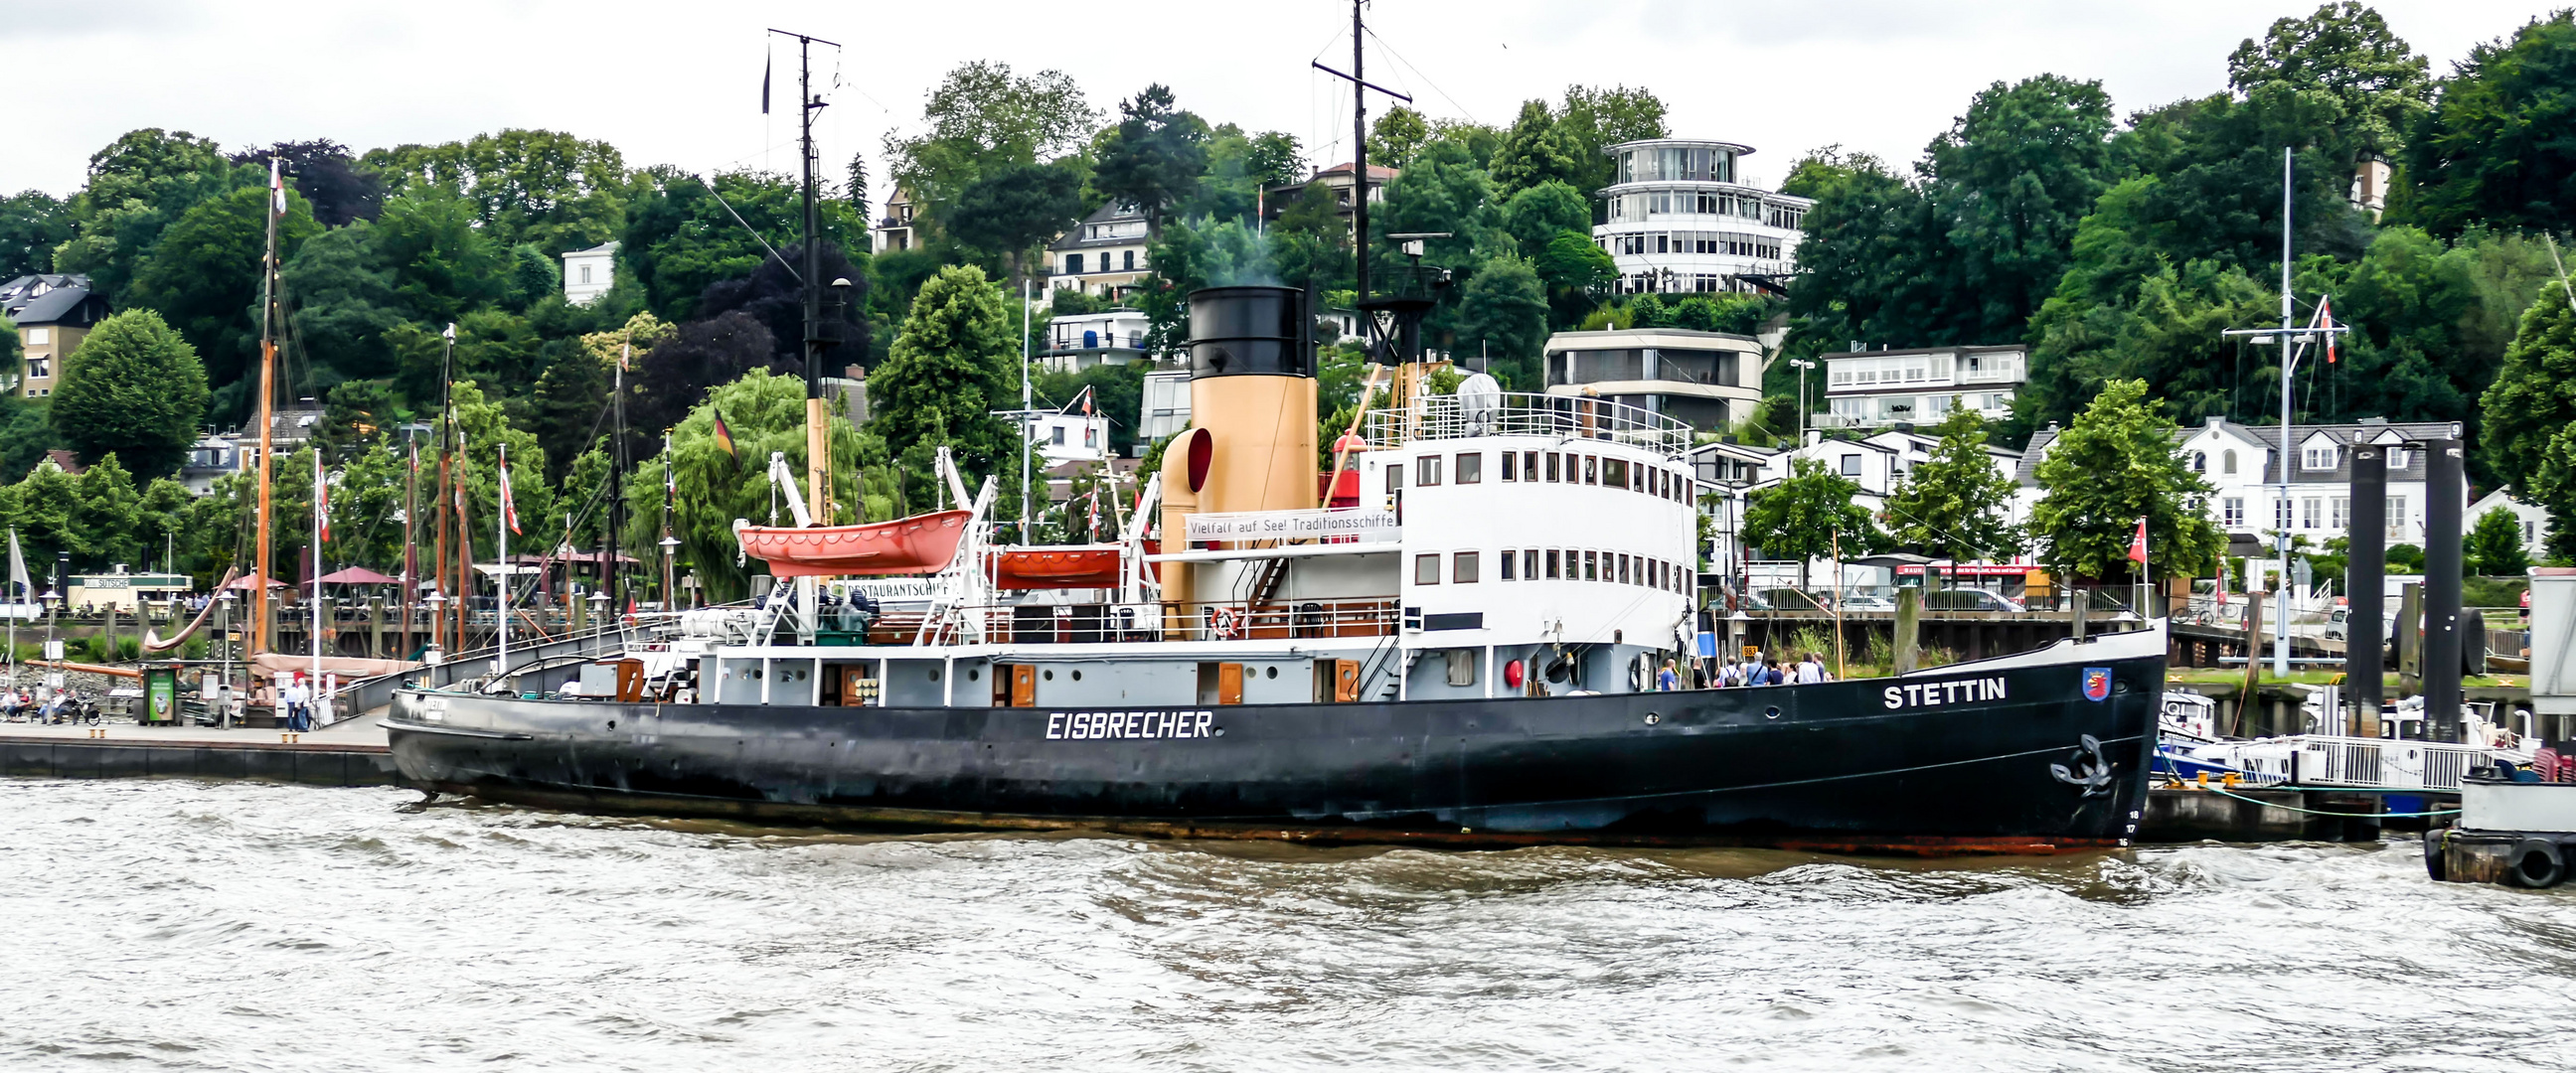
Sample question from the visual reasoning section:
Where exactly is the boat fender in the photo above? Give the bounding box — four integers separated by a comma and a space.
2421, 828, 2448, 882
2507, 837, 2565, 888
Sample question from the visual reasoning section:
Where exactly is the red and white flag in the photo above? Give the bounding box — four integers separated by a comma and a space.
2127, 517, 2149, 564
269, 159, 286, 215
2322, 296, 2337, 365
315, 454, 330, 542
498, 446, 523, 536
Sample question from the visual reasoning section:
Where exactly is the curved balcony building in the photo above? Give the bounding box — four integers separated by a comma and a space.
1593, 139, 1811, 296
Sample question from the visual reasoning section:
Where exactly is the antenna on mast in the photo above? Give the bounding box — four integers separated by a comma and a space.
1312, 0, 1415, 364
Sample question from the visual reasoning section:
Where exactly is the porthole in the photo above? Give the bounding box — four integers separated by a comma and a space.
1265, 666, 1278, 680
968, 669, 981, 682
1044, 670, 1055, 681
927, 669, 940, 682
1071, 670, 1083, 682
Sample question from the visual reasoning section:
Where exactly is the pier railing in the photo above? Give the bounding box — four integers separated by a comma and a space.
2288, 736, 2485, 791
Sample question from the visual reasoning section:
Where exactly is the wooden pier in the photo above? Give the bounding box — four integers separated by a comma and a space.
0, 717, 406, 789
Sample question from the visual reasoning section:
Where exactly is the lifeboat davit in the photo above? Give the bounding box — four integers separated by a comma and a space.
992, 545, 1125, 589
735, 510, 971, 577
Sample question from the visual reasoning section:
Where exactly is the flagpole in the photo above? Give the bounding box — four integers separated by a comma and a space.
497, 443, 511, 677
311, 450, 323, 721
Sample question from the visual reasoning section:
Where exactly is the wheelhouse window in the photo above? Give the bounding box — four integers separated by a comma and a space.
1454, 551, 1480, 583
1544, 550, 1561, 579
1583, 456, 1599, 484
1414, 554, 1441, 584
1522, 452, 1538, 481
1545, 452, 1561, 482
1417, 455, 1442, 486
1455, 452, 1482, 484
1500, 550, 1517, 580
1501, 452, 1518, 482
1524, 549, 1538, 580
1603, 457, 1628, 489
1583, 550, 1599, 580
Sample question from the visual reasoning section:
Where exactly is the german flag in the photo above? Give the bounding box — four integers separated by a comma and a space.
711, 406, 738, 461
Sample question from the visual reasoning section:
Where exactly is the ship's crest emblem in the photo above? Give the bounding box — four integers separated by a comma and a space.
2081, 667, 2111, 702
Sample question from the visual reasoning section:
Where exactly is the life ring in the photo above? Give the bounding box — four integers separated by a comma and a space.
2508, 838, 2565, 888
1208, 606, 1244, 640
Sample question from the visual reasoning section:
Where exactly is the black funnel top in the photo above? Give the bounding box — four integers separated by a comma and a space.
1187, 285, 1310, 379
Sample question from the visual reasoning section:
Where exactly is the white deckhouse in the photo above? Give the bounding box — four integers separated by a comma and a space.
1593, 139, 1812, 296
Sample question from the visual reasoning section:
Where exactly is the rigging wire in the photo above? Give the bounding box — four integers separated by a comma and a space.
1362, 25, 1476, 125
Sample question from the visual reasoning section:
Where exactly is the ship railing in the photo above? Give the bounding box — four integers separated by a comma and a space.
862, 599, 1400, 646
2288, 736, 2486, 790
1363, 391, 1693, 457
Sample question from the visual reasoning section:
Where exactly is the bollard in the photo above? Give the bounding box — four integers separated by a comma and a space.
2071, 589, 2089, 642
1894, 588, 1921, 675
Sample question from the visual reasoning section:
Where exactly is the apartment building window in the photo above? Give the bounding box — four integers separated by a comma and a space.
1066, 253, 1084, 274
2333, 497, 2349, 529
2191, 452, 2207, 473
27, 358, 50, 380
2388, 496, 2407, 533
1124, 250, 1136, 271
579, 264, 592, 284
1840, 454, 1861, 478
2276, 499, 2294, 529
24, 328, 48, 346
2387, 447, 2410, 470
2223, 450, 2238, 475
2304, 445, 2335, 470
2223, 498, 2245, 528
2303, 498, 2322, 529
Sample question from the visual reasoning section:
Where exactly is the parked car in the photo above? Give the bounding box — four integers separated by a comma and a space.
1840, 593, 1896, 612
1920, 588, 2025, 612
2323, 606, 2396, 645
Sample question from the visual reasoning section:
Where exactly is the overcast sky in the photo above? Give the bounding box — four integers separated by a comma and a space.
4, 0, 2561, 205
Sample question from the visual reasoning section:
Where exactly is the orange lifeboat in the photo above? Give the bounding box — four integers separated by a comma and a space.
735, 510, 971, 577
992, 545, 1125, 589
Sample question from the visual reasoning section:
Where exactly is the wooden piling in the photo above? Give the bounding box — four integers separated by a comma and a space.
1894, 589, 1921, 674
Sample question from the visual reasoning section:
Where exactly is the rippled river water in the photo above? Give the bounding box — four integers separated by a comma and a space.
4, 780, 2574, 1072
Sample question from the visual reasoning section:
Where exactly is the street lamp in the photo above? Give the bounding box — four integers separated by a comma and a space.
216, 589, 238, 727
1787, 358, 1817, 440
587, 590, 612, 657
422, 591, 447, 666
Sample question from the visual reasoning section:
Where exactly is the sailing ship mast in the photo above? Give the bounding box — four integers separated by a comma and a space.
776, 28, 840, 529
252, 156, 284, 655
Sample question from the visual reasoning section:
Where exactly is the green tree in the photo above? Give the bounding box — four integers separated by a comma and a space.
1500, 180, 1590, 257
1532, 230, 1617, 326
1742, 457, 1881, 588
2028, 380, 2225, 582
1368, 106, 1431, 170
1488, 100, 1587, 198
2227, 1, 2432, 156
371, 186, 506, 323
1374, 139, 1501, 277
629, 369, 883, 600
125, 184, 320, 389
47, 310, 210, 477
361, 128, 634, 252
947, 161, 1084, 282
1452, 256, 1548, 383
71, 453, 143, 569
0, 391, 61, 477
1884, 407, 2024, 564
871, 265, 1020, 490
1, 190, 75, 279
281, 224, 405, 391
883, 62, 1098, 230
52, 128, 238, 300
1091, 84, 1209, 231
2403, 11, 2576, 236
2481, 279, 2576, 556
1268, 183, 1353, 292
2466, 506, 2530, 577
1557, 84, 1670, 196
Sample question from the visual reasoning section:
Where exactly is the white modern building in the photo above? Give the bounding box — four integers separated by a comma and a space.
1140, 370, 1191, 449
561, 241, 617, 305
1593, 139, 1812, 296
1538, 327, 1767, 431
1821, 345, 2026, 428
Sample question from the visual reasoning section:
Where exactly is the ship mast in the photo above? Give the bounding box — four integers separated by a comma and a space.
252, 156, 283, 655
772, 28, 840, 529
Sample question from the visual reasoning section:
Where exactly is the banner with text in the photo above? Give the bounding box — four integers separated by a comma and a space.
1184, 509, 1400, 544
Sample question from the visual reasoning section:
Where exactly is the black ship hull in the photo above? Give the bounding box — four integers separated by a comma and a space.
385, 635, 2162, 853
